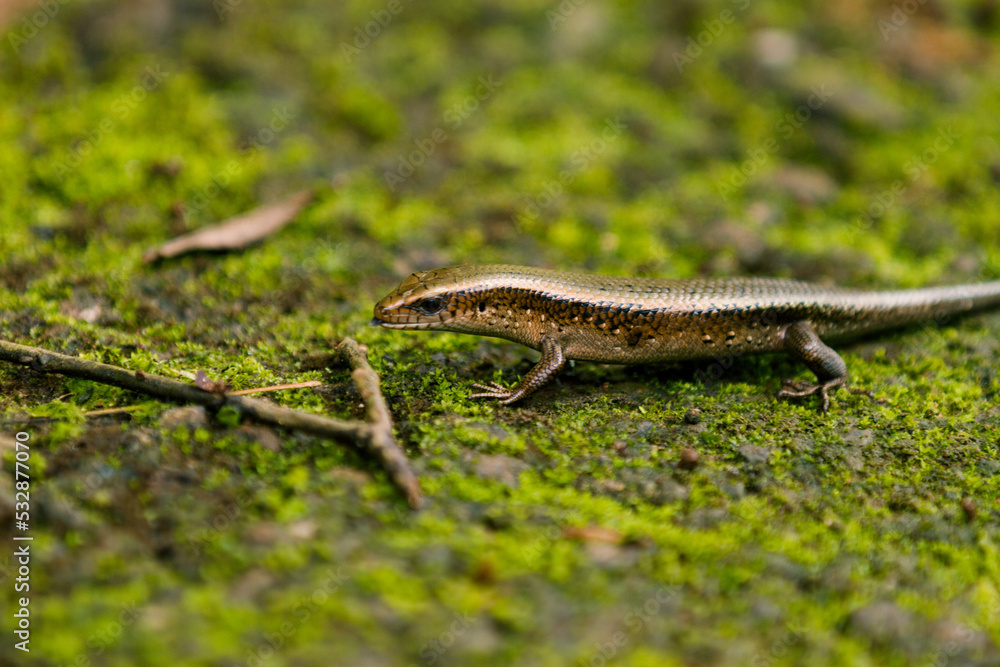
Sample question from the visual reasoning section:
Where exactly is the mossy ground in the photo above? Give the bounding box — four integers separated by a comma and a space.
2, 1, 1000, 665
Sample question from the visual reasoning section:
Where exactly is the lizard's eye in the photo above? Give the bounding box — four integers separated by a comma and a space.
413, 296, 446, 315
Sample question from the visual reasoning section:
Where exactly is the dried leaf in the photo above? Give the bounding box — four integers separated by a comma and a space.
0, 0, 35, 30
143, 189, 314, 263
194, 369, 232, 395
562, 525, 624, 544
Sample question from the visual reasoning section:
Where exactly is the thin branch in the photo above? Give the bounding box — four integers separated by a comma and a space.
336, 338, 422, 509
337, 339, 393, 427
0, 338, 422, 508
0, 417, 61, 426
0, 342, 219, 404
86, 405, 143, 417
230, 380, 323, 396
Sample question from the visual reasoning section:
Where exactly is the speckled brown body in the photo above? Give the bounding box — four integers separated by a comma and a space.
372, 265, 1000, 409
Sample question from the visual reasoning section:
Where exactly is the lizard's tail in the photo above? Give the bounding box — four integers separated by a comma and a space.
905, 280, 1000, 316
824, 280, 1000, 339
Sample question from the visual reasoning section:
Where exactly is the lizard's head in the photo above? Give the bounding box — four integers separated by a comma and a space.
372, 267, 472, 331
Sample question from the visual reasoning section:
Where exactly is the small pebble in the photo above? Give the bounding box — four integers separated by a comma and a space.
160, 405, 209, 430
683, 408, 702, 424
475, 454, 529, 488
679, 447, 700, 470
738, 443, 771, 464
960, 497, 977, 521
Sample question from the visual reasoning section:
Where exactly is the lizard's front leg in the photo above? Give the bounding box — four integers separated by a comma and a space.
470, 334, 566, 405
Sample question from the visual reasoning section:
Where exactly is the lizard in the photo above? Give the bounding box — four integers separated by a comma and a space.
371, 264, 1000, 411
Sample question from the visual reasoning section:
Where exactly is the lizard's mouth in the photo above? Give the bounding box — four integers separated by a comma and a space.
370, 316, 440, 330
369, 316, 419, 329
370, 305, 445, 330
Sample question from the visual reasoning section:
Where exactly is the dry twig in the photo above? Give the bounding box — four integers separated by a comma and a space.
336, 339, 421, 508
0, 338, 422, 508
230, 381, 323, 396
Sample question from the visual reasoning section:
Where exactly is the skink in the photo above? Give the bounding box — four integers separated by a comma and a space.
371, 264, 1000, 411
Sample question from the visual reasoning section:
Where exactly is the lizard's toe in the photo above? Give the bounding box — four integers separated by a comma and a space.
777, 383, 818, 399
470, 381, 513, 401
779, 379, 812, 393
777, 378, 844, 412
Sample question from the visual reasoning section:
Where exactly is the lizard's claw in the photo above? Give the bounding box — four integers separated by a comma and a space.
470, 381, 519, 404
777, 378, 846, 413
779, 379, 812, 393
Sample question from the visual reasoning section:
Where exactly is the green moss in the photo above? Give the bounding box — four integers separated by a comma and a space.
3, 0, 1000, 665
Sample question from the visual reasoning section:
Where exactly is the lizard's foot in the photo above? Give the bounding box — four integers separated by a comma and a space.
777, 377, 846, 413
778, 379, 813, 393
470, 381, 521, 405
468, 335, 566, 407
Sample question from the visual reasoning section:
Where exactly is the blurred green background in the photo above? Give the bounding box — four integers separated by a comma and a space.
1, 0, 999, 665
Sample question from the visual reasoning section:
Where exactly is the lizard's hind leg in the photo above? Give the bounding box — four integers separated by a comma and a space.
777, 321, 848, 412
